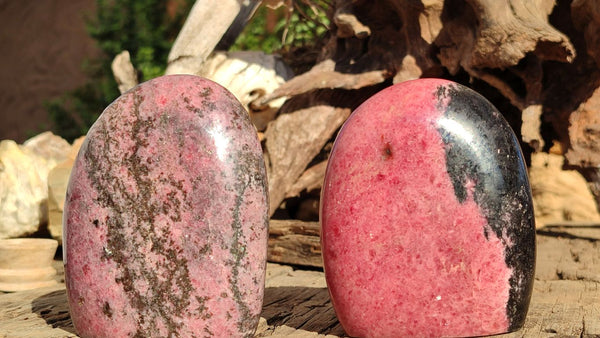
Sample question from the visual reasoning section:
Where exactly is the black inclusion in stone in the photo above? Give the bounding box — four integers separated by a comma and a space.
435, 84, 536, 331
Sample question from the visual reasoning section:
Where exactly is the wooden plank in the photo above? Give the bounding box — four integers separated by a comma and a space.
0, 284, 75, 338
268, 220, 323, 267
535, 230, 600, 283
2, 266, 599, 337
497, 280, 600, 337
259, 286, 343, 336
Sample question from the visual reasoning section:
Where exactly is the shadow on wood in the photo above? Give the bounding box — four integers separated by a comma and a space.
261, 286, 345, 336
32, 289, 75, 335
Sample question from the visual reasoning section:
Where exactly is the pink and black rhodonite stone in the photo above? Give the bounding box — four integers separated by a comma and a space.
63, 75, 268, 337
320, 78, 535, 337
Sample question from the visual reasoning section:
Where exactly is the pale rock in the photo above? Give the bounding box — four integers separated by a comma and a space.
22, 131, 70, 167
0, 132, 70, 238
0, 141, 47, 238
47, 136, 85, 244
111, 50, 138, 94
530, 152, 600, 227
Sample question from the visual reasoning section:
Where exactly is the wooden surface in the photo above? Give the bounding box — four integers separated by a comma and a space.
268, 220, 323, 268
1, 229, 599, 337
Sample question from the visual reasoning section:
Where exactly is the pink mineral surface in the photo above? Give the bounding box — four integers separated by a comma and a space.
63, 75, 268, 337
321, 79, 514, 337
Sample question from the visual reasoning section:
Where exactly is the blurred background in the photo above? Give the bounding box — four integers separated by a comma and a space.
0, 0, 326, 143
0, 1, 98, 142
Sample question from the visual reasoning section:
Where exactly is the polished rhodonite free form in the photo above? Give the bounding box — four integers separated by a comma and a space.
320, 78, 535, 337
63, 75, 269, 337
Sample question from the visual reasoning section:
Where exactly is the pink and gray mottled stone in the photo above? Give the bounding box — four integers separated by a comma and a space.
63, 75, 268, 337
320, 79, 535, 337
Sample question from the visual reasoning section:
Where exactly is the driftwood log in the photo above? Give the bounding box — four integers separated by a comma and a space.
247, 0, 600, 232
106, 0, 600, 235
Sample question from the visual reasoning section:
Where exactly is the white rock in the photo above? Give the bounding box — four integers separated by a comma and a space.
0, 132, 70, 238
22, 131, 70, 179
0, 141, 46, 238
47, 136, 85, 244
23, 132, 70, 161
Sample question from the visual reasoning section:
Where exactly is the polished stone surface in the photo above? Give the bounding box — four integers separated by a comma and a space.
320, 78, 535, 337
63, 75, 269, 337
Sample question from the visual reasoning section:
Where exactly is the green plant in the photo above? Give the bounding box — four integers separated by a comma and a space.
231, 1, 330, 54
47, 0, 194, 142
88, 0, 193, 82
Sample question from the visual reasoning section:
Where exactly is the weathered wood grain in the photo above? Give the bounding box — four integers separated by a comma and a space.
253, 60, 388, 108
285, 161, 327, 199
496, 281, 600, 337
265, 106, 350, 216
1, 276, 598, 337
540, 221, 600, 241
164, 0, 242, 75
0, 285, 76, 338
268, 220, 322, 267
